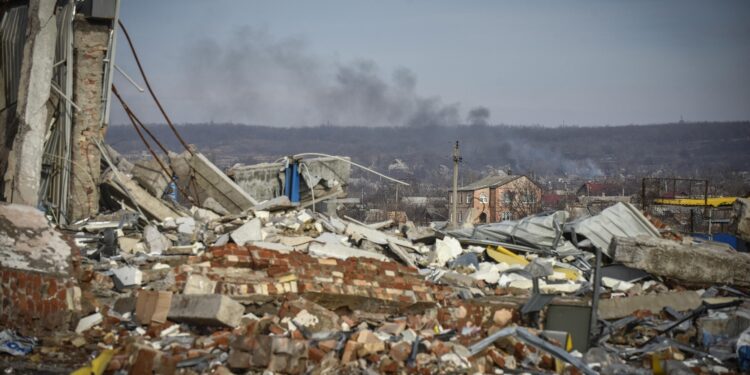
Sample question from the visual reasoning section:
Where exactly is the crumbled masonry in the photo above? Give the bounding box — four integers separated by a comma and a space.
2, 3, 745, 372
2, 146, 749, 374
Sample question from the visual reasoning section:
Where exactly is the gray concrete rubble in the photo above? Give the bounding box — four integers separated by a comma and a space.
230, 218, 263, 245
612, 235, 750, 287
101, 169, 185, 221
131, 158, 170, 198
0, 1, 747, 371
0, 203, 73, 275
168, 294, 245, 327
189, 152, 258, 213
598, 290, 703, 320
228, 156, 351, 204
2, 114, 749, 374
734, 197, 750, 242
4, 166, 750, 374
15, 151, 747, 373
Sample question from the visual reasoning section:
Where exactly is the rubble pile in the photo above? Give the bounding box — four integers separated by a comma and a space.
1, 151, 749, 374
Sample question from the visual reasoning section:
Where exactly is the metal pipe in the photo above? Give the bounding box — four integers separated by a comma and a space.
589, 246, 602, 343
50, 81, 81, 112
100, 0, 120, 128
114, 63, 145, 92
60, 0, 74, 224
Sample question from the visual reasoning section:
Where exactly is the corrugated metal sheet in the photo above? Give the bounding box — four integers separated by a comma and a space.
565, 202, 660, 257
445, 210, 578, 253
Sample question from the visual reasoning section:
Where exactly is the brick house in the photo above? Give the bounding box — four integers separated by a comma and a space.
450, 174, 543, 224
576, 181, 624, 197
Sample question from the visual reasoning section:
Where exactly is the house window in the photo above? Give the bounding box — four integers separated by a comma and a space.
503, 191, 515, 204
479, 193, 488, 204
522, 192, 536, 204
502, 211, 512, 221
465, 193, 472, 204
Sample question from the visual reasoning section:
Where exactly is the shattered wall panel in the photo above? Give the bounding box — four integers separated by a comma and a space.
190, 152, 257, 214
229, 156, 351, 203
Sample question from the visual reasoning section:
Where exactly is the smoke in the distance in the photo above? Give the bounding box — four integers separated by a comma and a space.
180, 27, 471, 127
467, 106, 491, 126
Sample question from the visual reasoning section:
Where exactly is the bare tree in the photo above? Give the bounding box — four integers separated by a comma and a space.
501, 179, 543, 220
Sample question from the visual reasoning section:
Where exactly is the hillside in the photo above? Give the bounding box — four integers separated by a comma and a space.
106, 122, 750, 185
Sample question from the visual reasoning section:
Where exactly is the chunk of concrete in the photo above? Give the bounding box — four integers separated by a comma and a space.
131, 158, 170, 198
405, 226, 436, 243
111, 266, 143, 290
439, 270, 476, 288
297, 210, 314, 223
143, 225, 171, 255
75, 312, 103, 334
168, 294, 245, 327
117, 236, 140, 254
308, 242, 388, 261
602, 277, 635, 292
231, 218, 263, 245
345, 222, 414, 249
432, 236, 463, 267
0, 204, 73, 275
281, 298, 340, 334
201, 197, 230, 216
612, 235, 750, 287
189, 152, 258, 214
598, 291, 702, 320
191, 206, 221, 223
183, 274, 217, 294
249, 241, 293, 253
101, 170, 185, 222
387, 240, 417, 268
279, 236, 316, 251
470, 263, 501, 284
176, 217, 196, 236
252, 196, 294, 212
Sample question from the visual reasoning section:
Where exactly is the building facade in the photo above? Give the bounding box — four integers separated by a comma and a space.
450, 174, 543, 224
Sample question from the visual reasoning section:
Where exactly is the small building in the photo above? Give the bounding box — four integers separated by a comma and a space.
450, 174, 543, 224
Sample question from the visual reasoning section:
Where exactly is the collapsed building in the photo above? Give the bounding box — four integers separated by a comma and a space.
1, 1, 750, 374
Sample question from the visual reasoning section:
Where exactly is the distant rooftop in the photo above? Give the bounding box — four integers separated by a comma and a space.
458, 174, 522, 191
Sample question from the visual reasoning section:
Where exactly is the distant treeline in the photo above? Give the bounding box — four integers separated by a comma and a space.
106, 121, 750, 181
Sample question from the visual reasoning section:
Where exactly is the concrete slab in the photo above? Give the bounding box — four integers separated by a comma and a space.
231, 218, 262, 245
168, 294, 245, 327
598, 291, 702, 320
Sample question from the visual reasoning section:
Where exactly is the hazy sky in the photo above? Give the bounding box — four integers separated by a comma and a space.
112, 0, 750, 127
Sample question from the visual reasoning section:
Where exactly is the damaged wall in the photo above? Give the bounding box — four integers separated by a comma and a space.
3, 0, 57, 206
228, 156, 351, 203
0, 203, 81, 335
68, 16, 110, 221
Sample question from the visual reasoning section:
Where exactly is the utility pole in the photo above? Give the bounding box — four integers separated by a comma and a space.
450, 141, 462, 227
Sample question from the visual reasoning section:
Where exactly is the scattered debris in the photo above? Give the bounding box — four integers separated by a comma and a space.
0, 2, 748, 372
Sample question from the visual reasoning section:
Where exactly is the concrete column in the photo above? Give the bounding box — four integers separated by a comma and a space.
3, 0, 57, 206
68, 16, 109, 221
